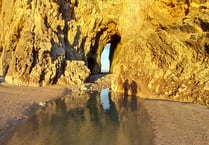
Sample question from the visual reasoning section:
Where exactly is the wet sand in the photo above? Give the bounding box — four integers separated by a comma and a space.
0, 82, 209, 145
0, 83, 71, 145
143, 99, 209, 145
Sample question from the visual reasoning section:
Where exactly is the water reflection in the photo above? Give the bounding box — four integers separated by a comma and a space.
6, 91, 154, 145
100, 88, 110, 111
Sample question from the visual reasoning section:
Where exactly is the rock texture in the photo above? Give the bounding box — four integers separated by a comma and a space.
111, 0, 209, 106
0, 0, 91, 86
1, 0, 209, 105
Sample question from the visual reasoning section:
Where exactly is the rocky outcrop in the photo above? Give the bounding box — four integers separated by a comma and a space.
0, 0, 121, 86
111, 0, 209, 105
0, 0, 93, 86
1, 0, 209, 105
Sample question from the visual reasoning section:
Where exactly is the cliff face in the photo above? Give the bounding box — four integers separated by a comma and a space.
111, 0, 209, 105
1, 0, 209, 105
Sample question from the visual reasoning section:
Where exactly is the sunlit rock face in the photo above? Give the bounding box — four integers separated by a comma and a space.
0, 0, 93, 86
1, 0, 209, 104
111, 0, 209, 106
0, 0, 123, 86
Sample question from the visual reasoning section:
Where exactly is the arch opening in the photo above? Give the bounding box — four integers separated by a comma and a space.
100, 34, 121, 73
108, 34, 121, 73
87, 33, 121, 74
101, 43, 111, 73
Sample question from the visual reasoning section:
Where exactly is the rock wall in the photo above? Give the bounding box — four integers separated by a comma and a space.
111, 0, 209, 105
0, 0, 122, 86
1, 0, 209, 105
0, 0, 93, 86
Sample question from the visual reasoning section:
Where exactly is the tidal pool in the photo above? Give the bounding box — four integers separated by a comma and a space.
6, 89, 154, 145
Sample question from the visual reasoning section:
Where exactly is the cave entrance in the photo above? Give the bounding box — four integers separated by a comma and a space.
86, 34, 120, 82
101, 34, 121, 73
101, 43, 111, 73
87, 33, 121, 75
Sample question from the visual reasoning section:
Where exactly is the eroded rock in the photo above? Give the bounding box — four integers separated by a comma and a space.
1, 0, 209, 105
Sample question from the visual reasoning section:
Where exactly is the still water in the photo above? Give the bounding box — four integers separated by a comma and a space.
6, 89, 154, 145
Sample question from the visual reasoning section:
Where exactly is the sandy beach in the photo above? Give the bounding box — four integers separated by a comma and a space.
0, 83, 71, 145
0, 82, 209, 145
143, 100, 209, 145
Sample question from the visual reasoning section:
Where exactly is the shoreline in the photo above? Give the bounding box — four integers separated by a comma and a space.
0, 83, 73, 145
1, 82, 209, 145
143, 99, 209, 145
0, 74, 109, 145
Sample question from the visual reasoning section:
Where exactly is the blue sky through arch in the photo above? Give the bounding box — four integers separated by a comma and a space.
101, 43, 111, 73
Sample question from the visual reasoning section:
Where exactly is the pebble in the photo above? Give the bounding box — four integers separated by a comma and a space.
38, 102, 46, 107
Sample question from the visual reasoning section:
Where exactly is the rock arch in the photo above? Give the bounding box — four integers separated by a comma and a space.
87, 22, 121, 74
